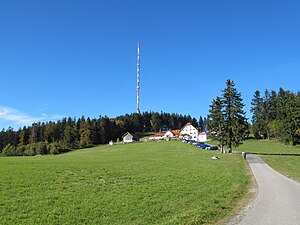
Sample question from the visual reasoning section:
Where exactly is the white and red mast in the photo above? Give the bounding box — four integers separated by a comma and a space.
136, 42, 141, 114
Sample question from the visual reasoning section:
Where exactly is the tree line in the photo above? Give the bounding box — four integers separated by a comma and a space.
3, 80, 297, 156
208, 80, 300, 151
0, 112, 200, 156
251, 88, 300, 145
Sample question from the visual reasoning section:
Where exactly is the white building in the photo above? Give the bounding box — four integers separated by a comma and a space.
180, 123, 199, 141
198, 132, 208, 142
122, 132, 134, 143
163, 131, 175, 139
180, 123, 208, 142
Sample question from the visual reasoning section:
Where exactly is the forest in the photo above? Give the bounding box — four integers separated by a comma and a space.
0, 112, 200, 156
250, 87, 300, 145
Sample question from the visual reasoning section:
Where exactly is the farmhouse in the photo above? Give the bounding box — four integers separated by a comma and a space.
163, 130, 181, 139
122, 132, 134, 143
180, 123, 208, 142
149, 126, 206, 142
149, 130, 181, 140
180, 123, 199, 141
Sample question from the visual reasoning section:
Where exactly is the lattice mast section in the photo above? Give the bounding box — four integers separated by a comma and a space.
136, 42, 141, 114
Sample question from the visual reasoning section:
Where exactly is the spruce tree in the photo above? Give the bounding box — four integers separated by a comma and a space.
251, 90, 264, 139
208, 96, 226, 152
221, 79, 248, 152
63, 125, 77, 149
198, 116, 204, 131
79, 117, 92, 147
294, 92, 300, 144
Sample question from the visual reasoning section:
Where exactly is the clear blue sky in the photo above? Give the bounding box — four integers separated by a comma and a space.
0, 0, 300, 130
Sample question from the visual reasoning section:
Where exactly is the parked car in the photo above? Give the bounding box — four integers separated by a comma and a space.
202, 144, 211, 149
187, 140, 196, 144
192, 142, 202, 146
197, 144, 210, 149
194, 143, 204, 147
208, 145, 218, 150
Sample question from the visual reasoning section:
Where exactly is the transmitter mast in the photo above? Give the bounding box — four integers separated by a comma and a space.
136, 42, 141, 114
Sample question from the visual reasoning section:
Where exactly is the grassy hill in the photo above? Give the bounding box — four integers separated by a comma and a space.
0, 141, 249, 224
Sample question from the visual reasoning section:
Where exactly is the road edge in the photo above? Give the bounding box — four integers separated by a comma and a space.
223, 154, 259, 225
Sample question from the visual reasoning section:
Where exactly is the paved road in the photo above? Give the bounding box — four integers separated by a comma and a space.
239, 154, 300, 225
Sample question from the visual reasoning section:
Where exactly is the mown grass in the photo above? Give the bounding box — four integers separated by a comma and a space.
0, 141, 249, 225
235, 139, 300, 182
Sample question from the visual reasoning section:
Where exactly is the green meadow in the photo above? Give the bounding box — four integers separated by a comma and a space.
0, 141, 249, 225
236, 139, 300, 182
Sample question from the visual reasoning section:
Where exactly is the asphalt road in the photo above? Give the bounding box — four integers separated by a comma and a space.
239, 154, 300, 225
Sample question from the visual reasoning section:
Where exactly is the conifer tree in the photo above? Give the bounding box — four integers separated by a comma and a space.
251, 90, 265, 139
198, 116, 204, 131
221, 79, 248, 152
294, 92, 300, 144
208, 96, 226, 151
150, 113, 160, 132
18, 126, 29, 146
63, 124, 77, 149
79, 117, 92, 147
204, 117, 208, 132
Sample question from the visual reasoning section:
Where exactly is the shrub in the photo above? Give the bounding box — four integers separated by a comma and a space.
24, 144, 36, 156
49, 143, 59, 155
2, 144, 16, 156
16, 146, 25, 156
35, 142, 48, 155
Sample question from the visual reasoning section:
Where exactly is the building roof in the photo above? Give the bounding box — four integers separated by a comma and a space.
122, 132, 133, 138
181, 123, 204, 133
181, 123, 198, 130
171, 130, 181, 136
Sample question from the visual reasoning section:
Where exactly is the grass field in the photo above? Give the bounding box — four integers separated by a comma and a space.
0, 141, 250, 225
235, 139, 300, 182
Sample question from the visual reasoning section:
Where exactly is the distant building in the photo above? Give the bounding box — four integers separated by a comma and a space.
180, 123, 208, 142
198, 132, 208, 142
122, 132, 134, 143
180, 123, 199, 141
163, 130, 181, 139
163, 131, 175, 139
149, 133, 164, 140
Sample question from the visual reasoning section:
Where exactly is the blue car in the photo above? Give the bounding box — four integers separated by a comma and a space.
196, 143, 210, 149
208, 145, 218, 150
201, 144, 211, 149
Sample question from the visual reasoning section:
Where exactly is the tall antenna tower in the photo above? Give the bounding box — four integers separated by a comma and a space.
136, 42, 141, 114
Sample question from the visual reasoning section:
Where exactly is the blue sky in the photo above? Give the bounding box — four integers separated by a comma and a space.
0, 0, 300, 130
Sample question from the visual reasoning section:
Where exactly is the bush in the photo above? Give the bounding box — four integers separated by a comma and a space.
35, 142, 48, 155
16, 146, 25, 156
1, 142, 65, 157
24, 144, 36, 156
2, 144, 16, 156
49, 143, 59, 155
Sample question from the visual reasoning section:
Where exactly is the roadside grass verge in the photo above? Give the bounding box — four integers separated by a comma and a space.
0, 141, 249, 224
